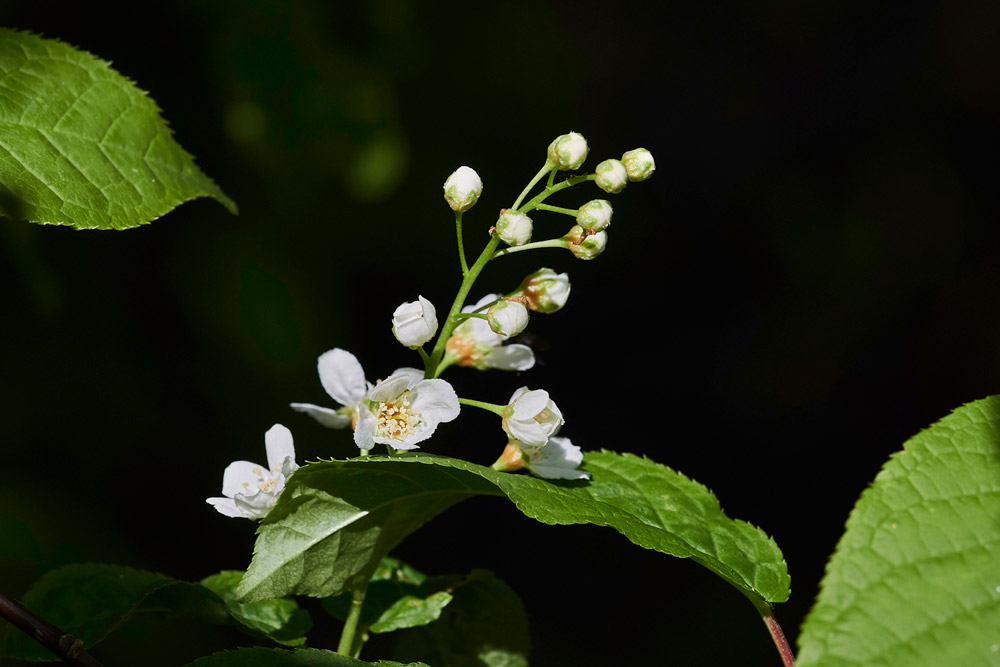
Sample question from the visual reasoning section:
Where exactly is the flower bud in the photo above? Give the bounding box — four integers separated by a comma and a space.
515, 268, 571, 313
392, 295, 438, 347
595, 159, 628, 194
576, 199, 613, 232
487, 298, 529, 337
496, 210, 533, 246
621, 147, 655, 182
547, 131, 589, 170
443, 166, 483, 212
564, 225, 608, 260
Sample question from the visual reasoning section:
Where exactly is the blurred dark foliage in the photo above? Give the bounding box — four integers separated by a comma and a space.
1, 0, 999, 665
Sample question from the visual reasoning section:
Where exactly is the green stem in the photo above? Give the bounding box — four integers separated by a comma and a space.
425, 233, 503, 377
534, 203, 579, 217
492, 238, 568, 258
734, 585, 795, 667
337, 581, 368, 657
519, 173, 596, 214
512, 160, 556, 211
455, 211, 469, 276
457, 397, 507, 416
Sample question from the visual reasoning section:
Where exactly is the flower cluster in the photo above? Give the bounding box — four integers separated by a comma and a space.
208, 131, 654, 518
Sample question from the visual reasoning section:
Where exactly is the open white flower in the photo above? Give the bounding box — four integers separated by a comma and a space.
502, 386, 564, 449
355, 370, 460, 451
491, 436, 589, 480
206, 424, 299, 520
444, 294, 535, 371
290, 348, 368, 430
392, 295, 438, 348
527, 436, 589, 480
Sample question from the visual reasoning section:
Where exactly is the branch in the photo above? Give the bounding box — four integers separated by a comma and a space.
0, 590, 103, 666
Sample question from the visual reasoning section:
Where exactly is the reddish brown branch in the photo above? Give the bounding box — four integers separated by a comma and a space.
0, 590, 103, 666
763, 610, 796, 667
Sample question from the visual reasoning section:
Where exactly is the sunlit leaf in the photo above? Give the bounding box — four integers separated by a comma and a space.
798, 396, 1000, 666
237, 451, 789, 610
0, 29, 237, 229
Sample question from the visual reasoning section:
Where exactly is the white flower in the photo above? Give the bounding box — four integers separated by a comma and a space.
621, 147, 655, 182
290, 348, 368, 430
355, 370, 461, 451
496, 210, 533, 246
502, 387, 564, 449
392, 295, 439, 348
527, 437, 589, 480
547, 131, 589, 170
516, 268, 571, 313
576, 199, 613, 232
487, 299, 529, 337
444, 294, 535, 371
444, 166, 483, 212
206, 424, 299, 520
491, 436, 589, 481
595, 159, 628, 194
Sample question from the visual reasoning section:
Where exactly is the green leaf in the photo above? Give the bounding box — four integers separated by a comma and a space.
0, 563, 187, 660
797, 395, 1000, 666
392, 570, 530, 667
237, 451, 789, 609
0, 29, 237, 229
184, 647, 427, 666
202, 570, 312, 647
322, 557, 453, 633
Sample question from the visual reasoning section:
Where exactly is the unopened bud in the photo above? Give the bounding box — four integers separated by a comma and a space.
443, 166, 483, 212
595, 159, 628, 194
547, 132, 589, 171
515, 268, 571, 313
496, 210, 533, 246
576, 199, 613, 232
565, 225, 608, 260
621, 147, 655, 182
487, 298, 530, 336
392, 295, 438, 347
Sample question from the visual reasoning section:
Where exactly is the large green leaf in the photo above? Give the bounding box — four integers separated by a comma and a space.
797, 395, 1000, 666
0, 563, 306, 661
237, 451, 789, 609
0, 28, 237, 229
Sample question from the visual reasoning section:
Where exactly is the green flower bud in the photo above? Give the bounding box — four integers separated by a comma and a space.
547, 131, 589, 170
576, 199, 613, 232
443, 166, 483, 212
564, 225, 608, 260
496, 210, 533, 246
621, 147, 655, 181
595, 159, 628, 194
487, 298, 530, 337
514, 268, 571, 313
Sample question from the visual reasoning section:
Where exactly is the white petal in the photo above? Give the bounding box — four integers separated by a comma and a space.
232, 491, 275, 519
290, 402, 352, 429
318, 348, 368, 407
220, 460, 265, 498
264, 424, 296, 472
206, 497, 250, 518
354, 409, 377, 450
484, 344, 535, 371
512, 389, 550, 419
508, 419, 550, 448
528, 437, 589, 480
386, 367, 426, 390
368, 374, 411, 403
409, 379, 461, 424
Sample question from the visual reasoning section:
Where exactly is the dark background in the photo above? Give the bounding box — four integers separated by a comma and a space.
2, 1, 999, 664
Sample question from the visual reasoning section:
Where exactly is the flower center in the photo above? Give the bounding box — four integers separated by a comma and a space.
242, 465, 280, 493
376, 391, 421, 440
